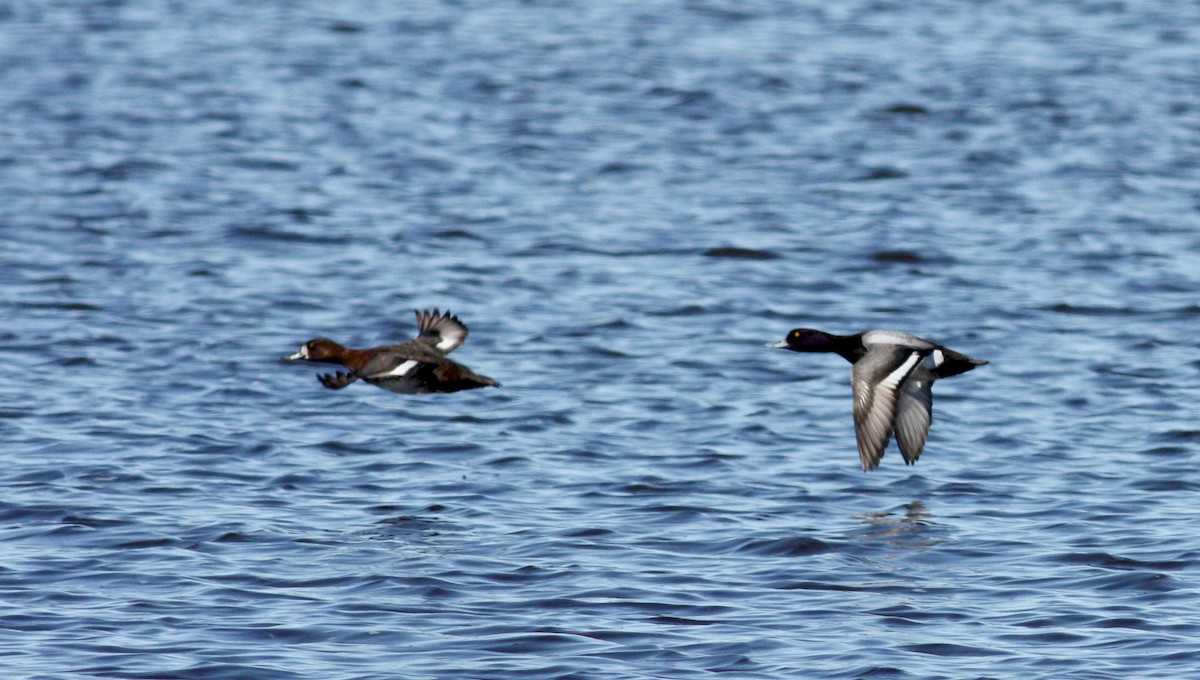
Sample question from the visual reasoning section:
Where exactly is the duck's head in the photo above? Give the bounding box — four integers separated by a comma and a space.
767, 328, 837, 352
286, 338, 346, 363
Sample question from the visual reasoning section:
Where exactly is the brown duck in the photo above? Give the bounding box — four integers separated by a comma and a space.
287, 309, 500, 394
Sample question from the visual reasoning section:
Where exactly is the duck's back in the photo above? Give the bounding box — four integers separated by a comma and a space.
861, 330, 936, 350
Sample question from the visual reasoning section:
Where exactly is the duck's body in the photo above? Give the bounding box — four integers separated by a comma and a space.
287, 309, 500, 394
769, 328, 986, 471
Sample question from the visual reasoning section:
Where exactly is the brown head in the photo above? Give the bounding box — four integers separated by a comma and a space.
286, 338, 347, 364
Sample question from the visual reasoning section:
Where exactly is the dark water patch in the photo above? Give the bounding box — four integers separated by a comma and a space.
648, 614, 718, 627
833, 665, 915, 678
16, 301, 101, 311
703, 247, 781, 260
594, 160, 646, 175
1095, 617, 1153, 630
1127, 477, 1199, 492
1080, 571, 1178, 593
8, 469, 67, 485
646, 304, 709, 317
560, 527, 616, 538
586, 318, 635, 331
1052, 552, 1190, 571
877, 102, 931, 116
114, 536, 178, 550
431, 228, 488, 241
230, 156, 300, 172
649, 86, 726, 120
868, 250, 955, 265
901, 643, 1008, 657
1151, 429, 1200, 443
486, 455, 530, 467
268, 472, 317, 489
723, 535, 832, 557
61, 515, 128, 529
582, 345, 631, 359
772, 581, 868, 593
512, 241, 694, 258
1041, 303, 1146, 316
276, 207, 330, 223
477, 631, 609, 655
328, 20, 363, 33
225, 225, 345, 245
857, 166, 908, 181
447, 414, 504, 424
123, 662, 309, 680
869, 605, 968, 624
310, 440, 382, 456
78, 158, 171, 181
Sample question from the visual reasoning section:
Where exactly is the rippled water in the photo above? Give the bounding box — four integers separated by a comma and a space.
4, 1, 1200, 678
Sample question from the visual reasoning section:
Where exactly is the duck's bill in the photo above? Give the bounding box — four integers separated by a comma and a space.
285, 345, 309, 361
766, 340, 788, 349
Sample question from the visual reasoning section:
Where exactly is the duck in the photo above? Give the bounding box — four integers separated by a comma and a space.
287, 309, 500, 394
768, 328, 986, 470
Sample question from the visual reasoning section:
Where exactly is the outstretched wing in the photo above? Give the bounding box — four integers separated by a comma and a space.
894, 375, 933, 465
852, 348, 924, 471
414, 309, 469, 353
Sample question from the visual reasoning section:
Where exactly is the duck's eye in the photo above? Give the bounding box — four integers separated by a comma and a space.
791, 330, 801, 338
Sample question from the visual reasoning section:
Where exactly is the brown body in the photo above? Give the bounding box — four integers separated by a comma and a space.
287, 310, 500, 394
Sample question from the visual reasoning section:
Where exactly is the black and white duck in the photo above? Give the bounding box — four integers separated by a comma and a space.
769, 329, 986, 471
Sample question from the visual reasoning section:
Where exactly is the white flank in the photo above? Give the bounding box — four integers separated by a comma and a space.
374, 359, 420, 378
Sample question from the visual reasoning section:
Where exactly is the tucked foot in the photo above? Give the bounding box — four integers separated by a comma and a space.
318, 372, 358, 390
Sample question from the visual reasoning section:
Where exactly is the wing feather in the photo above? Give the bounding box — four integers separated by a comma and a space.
364, 359, 420, 380
852, 349, 923, 471
415, 309, 469, 353
894, 376, 933, 465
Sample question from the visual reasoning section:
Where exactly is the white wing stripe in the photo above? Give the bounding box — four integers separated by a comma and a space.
880, 352, 922, 390
369, 359, 420, 378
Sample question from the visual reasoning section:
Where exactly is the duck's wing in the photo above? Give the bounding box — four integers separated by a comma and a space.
357, 341, 445, 379
851, 347, 925, 471
894, 374, 933, 465
414, 309, 469, 353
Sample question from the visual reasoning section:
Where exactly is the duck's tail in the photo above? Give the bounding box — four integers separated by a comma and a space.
931, 348, 988, 379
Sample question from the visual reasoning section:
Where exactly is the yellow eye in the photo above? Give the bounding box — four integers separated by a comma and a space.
791, 330, 800, 338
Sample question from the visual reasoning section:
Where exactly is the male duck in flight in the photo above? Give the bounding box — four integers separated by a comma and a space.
769, 328, 986, 471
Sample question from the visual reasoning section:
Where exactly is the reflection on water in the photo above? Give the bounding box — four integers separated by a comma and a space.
853, 501, 941, 549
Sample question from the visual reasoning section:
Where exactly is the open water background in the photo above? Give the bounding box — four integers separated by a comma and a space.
3, 1, 1200, 678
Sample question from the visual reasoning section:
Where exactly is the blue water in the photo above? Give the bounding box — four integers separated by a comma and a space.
4, 1, 1200, 678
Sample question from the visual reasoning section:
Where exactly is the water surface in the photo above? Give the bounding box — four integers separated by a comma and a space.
3, 1, 1199, 678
